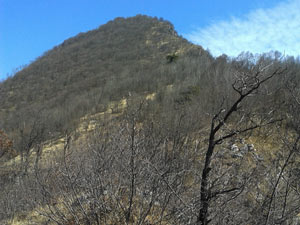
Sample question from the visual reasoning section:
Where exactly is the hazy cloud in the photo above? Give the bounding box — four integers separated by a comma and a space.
187, 0, 300, 57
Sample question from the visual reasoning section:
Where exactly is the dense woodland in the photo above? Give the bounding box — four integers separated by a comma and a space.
1, 15, 300, 224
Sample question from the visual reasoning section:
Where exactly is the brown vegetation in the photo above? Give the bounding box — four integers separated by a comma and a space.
1, 15, 300, 225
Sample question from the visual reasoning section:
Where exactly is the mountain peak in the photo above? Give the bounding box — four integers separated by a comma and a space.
102, 14, 176, 33
56, 15, 181, 54
0, 15, 208, 141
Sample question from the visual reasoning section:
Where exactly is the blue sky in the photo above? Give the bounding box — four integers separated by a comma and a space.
0, 0, 297, 80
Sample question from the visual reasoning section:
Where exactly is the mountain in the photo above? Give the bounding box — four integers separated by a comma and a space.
0, 15, 211, 142
1, 15, 300, 225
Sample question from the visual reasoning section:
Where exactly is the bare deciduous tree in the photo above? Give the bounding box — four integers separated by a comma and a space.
197, 63, 285, 225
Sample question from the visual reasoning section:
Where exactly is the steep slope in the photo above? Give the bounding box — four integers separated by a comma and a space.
1, 14, 300, 225
0, 15, 211, 143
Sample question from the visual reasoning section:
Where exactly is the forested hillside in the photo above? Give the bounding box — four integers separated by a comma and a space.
0, 15, 210, 143
1, 15, 300, 225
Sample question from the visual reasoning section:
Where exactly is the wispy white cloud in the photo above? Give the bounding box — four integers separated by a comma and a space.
187, 0, 300, 57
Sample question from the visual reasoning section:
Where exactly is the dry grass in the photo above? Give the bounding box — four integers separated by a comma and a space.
2, 92, 159, 225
